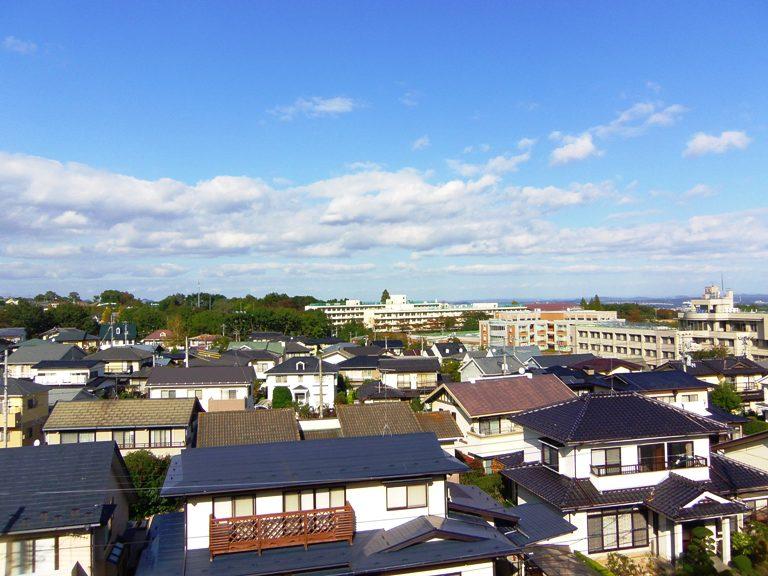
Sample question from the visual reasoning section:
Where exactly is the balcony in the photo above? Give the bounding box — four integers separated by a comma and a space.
590, 455, 708, 477
209, 503, 355, 558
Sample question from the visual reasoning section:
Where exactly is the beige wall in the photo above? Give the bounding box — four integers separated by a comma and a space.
46, 426, 189, 457
721, 443, 768, 473
0, 390, 48, 448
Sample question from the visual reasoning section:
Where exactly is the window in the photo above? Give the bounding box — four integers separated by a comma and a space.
667, 441, 694, 469
26, 397, 37, 409
233, 496, 255, 517
541, 443, 559, 471
150, 429, 172, 447
112, 430, 135, 449
227, 389, 238, 400
681, 394, 699, 403
587, 508, 647, 553
60, 431, 95, 444
478, 417, 501, 435
213, 497, 232, 519
655, 395, 674, 404
284, 487, 346, 512
8, 537, 57, 575
591, 448, 622, 476
386, 483, 428, 510
160, 389, 177, 399
638, 443, 665, 472
396, 374, 412, 389
276, 375, 288, 384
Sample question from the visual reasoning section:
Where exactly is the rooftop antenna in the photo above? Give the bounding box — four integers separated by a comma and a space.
197, 280, 201, 308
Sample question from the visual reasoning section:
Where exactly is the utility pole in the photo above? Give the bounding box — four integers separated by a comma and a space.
3, 349, 8, 449
318, 350, 324, 417
197, 280, 201, 308
185, 337, 189, 368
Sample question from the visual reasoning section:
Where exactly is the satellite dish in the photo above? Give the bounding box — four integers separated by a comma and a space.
518, 367, 525, 375
33, 439, 41, 446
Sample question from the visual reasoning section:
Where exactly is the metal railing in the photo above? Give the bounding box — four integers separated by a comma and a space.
590, 455, 708, 477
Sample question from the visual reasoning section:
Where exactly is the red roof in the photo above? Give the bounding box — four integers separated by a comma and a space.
434, 374, 576, 418
143, 329, 174, 340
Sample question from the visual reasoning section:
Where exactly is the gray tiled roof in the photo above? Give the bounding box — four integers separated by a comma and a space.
86, 345, 152, 362
530, 353, 598, 368
265, 356, 339, 375
197, 409, 300, 447
147, 365, 253, 386
0, 377, 48, 396
378, 357, 440, 373
645, 473, 747, 520
162, 433, 468, 498
611, 369, 712, 392
0, 442, 133, 535
8, 343, 85, 365
44, 398, 199, 430
337, 403, 422, 437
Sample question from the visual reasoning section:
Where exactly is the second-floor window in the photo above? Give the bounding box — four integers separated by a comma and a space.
150, 429, 173, 447
591, 448, 621, 476
213, 496, 257, 518
478, 416, 501, 435
112, 429, 135, 449
541, 443, 559, 471
284, 487, 346, 512
386, 483, 428, 510
681, 394, 699, 402
60, 431, 95, 444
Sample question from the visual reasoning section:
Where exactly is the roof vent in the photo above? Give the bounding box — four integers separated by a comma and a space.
296, 361, 305, 371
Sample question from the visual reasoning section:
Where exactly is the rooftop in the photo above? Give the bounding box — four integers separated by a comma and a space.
44, 398, 200, 430
147, 365, 253, 386
610, 369, 714, 392
197, 408, 301, 447
266, 356, 340, 375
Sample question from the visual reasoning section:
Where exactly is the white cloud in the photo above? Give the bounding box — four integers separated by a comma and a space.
509, 181, 614, 209
2, 36, 36, 55
448, 148, 531, 177
682, 183, 717, 199
683, 131, 752, 157
269, 96, 360, 120
411, 135, 431, 151
549, 133, 601, 165
399, 90, 420, 107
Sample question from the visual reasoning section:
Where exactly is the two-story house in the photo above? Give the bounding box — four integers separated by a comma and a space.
44, 398, 201, 456
141, 329, 176, 348
98, 322, 138, 348
0, 442, 135, 576
6, 341, 86, 379
0, 378, 48, 448
379, 357, 440, 393
264, 357, 339, 410
147, 366, 253, 411
336, 355, 381, 387
424, 375, 576, 467
501, 392, 768, 565
429, 341, 467, 361
190, 348, 280, 380
135, 433, 557, 576
41, 327, 101, 351
33, 359, 105, 385
86, 346, 154, 376
459, 355, 525, 382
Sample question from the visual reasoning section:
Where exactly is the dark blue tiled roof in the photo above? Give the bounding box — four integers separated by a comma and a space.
530, 353, 597, 369
611, 369, 713, 392
502, 503, 577, 547
709, 453, 768, 495
705, 404, 750, 424
447, 483, 519, 522
0, 442, 133, 535
511, 391, 728, 444
337, 355, 381, 370
646, 473, 747, 520
162, 433, 468, 498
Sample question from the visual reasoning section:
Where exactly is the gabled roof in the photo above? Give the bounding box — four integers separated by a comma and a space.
284, 341, 311, 354
372, 339, 404, 349
147, 365, 253, 386
336, 355, 381, 370
8, 342, 85, 365
48, 328, 99, 342
33, 359, 103, 370
248, 331, 287, 341
44, 398, 200, 430
337, 403, 422, 437
0, 377, 48, 397
610, 369, 713, 392
510, 391, 729, 444
415, 411, 463, 440
432, 342, 466, 357
197, 409, 300, 447
487, 345, 541, 364
646, 473, 746, 520
709, 452, 768, 495
569, 357, 643, 372
714, 430, 768, 451
143, 329, 174, 340
0, 327, 26, 339
342, 345, 386, 357
378, 357, 440, 373
530, 353, 598, 369
266, 356, 339, 375
98, 322, 138, 341
447, 482, 519, 523
189, 349, 277, 367
86, 345, 153, 362
162, 433, 468, 497
0, 442, 134, 535
463, 356, 524, 376
425, 375, 575, 418
355, 380, 421, 401
658, 356, 768, 377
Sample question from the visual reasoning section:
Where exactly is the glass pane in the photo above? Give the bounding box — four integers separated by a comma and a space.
330, 488, 345, 508
300, 490, 314, 510
587, 516, 603, 553
284, 492, 300, 512
213, 498, 231, 519
618, 513, 633, 548
633, 512, 648, 546
387, 486, 407, 509
315, 489, 330, 509
602, 515, 618, 550
61, 432, 78, 444
10, 539, 34, 575
79, 431, 95, 442
35, 538, 56, 572
233, 497, 253, 517
606, 448, 622, 465
591, 449, 606, 466
407, 484, 428, 508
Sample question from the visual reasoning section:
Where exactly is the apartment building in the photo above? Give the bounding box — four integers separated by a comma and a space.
307, 294, 524, 331
479, 308, 619, 352
0, 378, 48, 448
571, 322, 682, 368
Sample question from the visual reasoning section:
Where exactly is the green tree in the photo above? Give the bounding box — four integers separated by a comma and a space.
121, 305, 166, 337
410, 397, 424, 412
0, 300, 54, 337
100, 289, 137, 306
51, 302, 98, 333
678, 526, 717, 575
123, 450, 179, 520
440, 359, 461, 382
460, 311, 490, 331
68, 292, 81, 302
337, 320, 370, 342
690, 343, 730, 360
711, 382, 742, 413
587, 294, 602, 310
272, 386, 293, 408
580, 297, 588, 308
380, 289, 390, 304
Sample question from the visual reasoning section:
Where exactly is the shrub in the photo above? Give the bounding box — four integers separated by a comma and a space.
732, 554, 755, 575
678, 526, 717, 575
605, 552, 644, 576
459, 471, 504, 502
410, 397, 423, 412
574, 552, 616, 575
123, 450, 179, 520
745, 418, 768, 436
272, 386, 293, 408
334, 391, 348, 406
732, 530, 756, 558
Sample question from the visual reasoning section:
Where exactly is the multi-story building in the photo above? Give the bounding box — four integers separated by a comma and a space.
0, 378, 48, 448
147, 366, 254, 411
307, 294, 524, 332
479, 308, 619, 352
571, 322, 682, 368
679, 285, 768, 360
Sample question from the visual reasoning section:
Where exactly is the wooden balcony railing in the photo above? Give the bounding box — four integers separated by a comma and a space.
590, 455, 708, 477
209, 503, 355, 558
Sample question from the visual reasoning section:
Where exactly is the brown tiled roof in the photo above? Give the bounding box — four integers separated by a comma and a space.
337, 403, 422, 437
196, 408, 300, 447
301, 428, 342, 440
415, 411, 462, 440
43, 398, 199, 430
429, 375, 576, 418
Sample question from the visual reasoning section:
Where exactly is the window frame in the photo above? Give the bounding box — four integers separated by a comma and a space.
386, 483, 429, 511
587, 507, 648, 553
283, 487, 347, 512
541, 442, 559, 471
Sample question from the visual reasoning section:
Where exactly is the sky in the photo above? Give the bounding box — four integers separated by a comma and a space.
0, 1, 766, 301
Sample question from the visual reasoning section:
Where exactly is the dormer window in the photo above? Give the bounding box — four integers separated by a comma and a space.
296, 361, 305, 371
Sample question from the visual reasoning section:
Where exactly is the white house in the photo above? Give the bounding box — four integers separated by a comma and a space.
264, 356, 338, 410
378, 357, 440, 392
146, 366, 253, 411
32, 359, 105, 385
501, 392, 768, 565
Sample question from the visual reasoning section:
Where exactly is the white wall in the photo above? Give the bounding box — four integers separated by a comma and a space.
265, 373, 337, 409
148, 385, 250, 411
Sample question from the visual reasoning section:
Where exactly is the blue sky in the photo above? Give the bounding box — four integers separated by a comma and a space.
0, 1, 766, 301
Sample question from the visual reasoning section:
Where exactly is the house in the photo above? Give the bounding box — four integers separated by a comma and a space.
527, 353, 598, 369
196, 408, 301, 447
0, 378, 48, 448
354, 380, 422, 403
0, 327, 26, 343
656, 356, 768, 410
136, 433, 532, 576
459, 355, 525, 382
430, 341, 467, 361
0, 442, 135, 576
6, 341, 86, 378
190, 348, 280, 379
378, 357, 440, 393
44, 398, 201, 456
568, 357, 643, 375
98, 322, 138, 347
86, 345, 154, 377
500, 392, 768, 565
534, 365, 613, 395
248, 331, 287, 342
282, 341, 312, 359
322, 344, 384, 365
147, 366, 254, 411
371, 339, 404, 355
424, 375, 576, 464
484, 345, 541, 365
142, 329, 176, 348
336, 355, 381, 387
264, 357, 339, 410
41, 327, 100, 351
33, 359, 105, 385
189, 333, 218, 349
714, 431, 768, 484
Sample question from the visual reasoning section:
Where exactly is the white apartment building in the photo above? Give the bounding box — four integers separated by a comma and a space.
307, 294, 524, 332
571, 322, 683, 368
